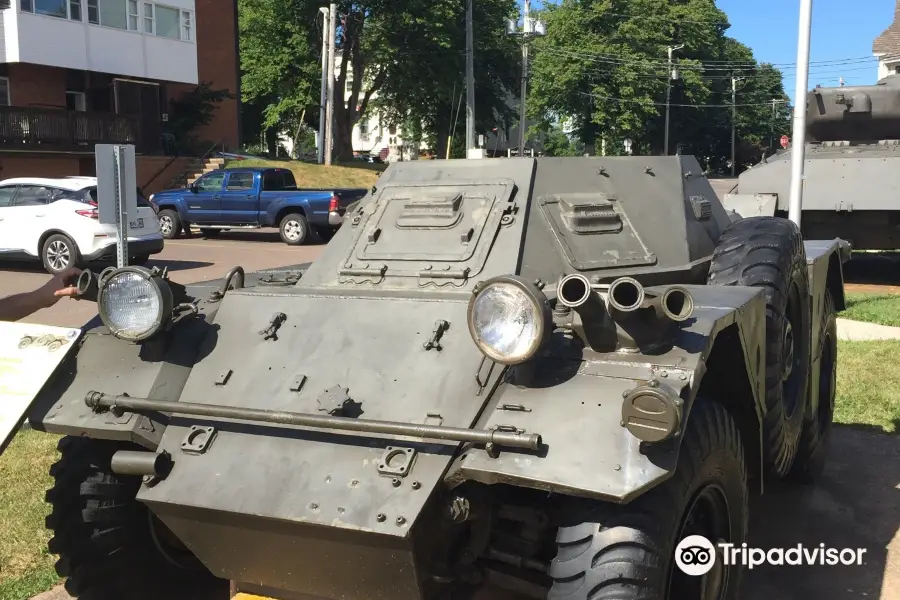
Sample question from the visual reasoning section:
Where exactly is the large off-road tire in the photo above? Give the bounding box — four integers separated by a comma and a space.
42, 233, 83, 274
45, 436, 218, 599
789, 288, 838, 483
157, 209, 181, 240
279, 212, 309, 245
706, 216, 811, 478
548, 399, 748, 600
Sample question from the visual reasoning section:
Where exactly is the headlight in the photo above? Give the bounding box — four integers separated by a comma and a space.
98, 267, 174, 341
467, 275, 551, 365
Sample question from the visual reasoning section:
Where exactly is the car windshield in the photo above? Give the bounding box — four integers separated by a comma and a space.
85, 186, 152, 207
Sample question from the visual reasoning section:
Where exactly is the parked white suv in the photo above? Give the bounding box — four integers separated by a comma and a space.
0, 176, 164, 274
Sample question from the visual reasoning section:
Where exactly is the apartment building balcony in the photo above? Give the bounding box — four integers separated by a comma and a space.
0, 105, 147, 153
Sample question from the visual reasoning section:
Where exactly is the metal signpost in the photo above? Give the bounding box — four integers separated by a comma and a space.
788, 0, 813, 227
95, 144, 138, 268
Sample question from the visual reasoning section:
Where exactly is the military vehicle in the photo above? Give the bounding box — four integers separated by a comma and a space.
725, 73, 900, 250
16, 155, 848, 600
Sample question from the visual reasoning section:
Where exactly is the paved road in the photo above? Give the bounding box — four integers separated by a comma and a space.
0, 231, 326, 328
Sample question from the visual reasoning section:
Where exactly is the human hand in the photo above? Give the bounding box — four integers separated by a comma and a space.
36, 267, 82, 308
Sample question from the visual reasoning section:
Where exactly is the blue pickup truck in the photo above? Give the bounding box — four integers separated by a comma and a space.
149, 167, 368, 245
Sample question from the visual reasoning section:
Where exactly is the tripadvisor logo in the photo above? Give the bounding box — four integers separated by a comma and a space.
675, 535, 867, 575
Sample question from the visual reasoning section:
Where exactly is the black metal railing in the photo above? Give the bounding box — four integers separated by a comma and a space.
0, 106, 144, 152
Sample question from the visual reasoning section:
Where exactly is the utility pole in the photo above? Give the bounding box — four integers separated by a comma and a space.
324, 2, 337, 166
664, 44, 683, 156
317, 6, 330, 164
731, 76, 742, 176
518, 2, 529, 157
788, 0, 813, 226
507, 0, 545, 157
465, 0, 475, 153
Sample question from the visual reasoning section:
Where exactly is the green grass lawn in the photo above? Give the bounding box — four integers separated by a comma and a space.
1, 340, 898, 599
222, 158, 384, 189
841, 292, 900, 327
0, 431, 61, 600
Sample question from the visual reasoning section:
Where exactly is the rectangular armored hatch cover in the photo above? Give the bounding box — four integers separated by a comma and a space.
539, 192, 656, 271
342, 178, 516, 274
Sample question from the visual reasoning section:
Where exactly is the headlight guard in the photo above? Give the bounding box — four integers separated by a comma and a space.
97, 266, 174, 342
467, 275, 552, 365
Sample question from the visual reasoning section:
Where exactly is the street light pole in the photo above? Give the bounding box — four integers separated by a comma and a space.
664, 44, 683, 156
517, 0, 531, 157
317, 6, 330, 164
465, 0, 475, 153
788, 0, 814, 227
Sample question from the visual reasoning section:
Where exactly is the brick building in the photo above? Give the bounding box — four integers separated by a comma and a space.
0, 0, 240, 193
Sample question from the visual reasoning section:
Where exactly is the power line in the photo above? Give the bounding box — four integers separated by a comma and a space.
540, 48, 880, 72
579, 91, 786, 109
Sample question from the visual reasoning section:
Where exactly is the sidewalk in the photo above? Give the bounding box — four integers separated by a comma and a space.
837, 318, 900, 341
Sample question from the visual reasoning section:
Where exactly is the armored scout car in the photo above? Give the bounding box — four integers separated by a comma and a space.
21, 156, 848, 600
726, 73, 900, 251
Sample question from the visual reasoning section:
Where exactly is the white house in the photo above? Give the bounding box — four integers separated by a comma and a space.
874, 0, 900, 80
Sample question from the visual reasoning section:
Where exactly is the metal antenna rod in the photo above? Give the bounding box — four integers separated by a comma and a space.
788, 0, 813, 226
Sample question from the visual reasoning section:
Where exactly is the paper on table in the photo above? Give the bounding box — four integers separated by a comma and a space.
0, 322, 82, 455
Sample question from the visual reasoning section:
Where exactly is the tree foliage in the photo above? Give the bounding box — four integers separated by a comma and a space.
238, 0, 520, 161
529, 0, 791, 172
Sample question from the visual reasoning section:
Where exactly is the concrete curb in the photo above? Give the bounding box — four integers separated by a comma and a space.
836, 317, 900, 341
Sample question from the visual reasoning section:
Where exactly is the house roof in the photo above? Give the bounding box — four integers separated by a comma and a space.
874, 0, 900, 56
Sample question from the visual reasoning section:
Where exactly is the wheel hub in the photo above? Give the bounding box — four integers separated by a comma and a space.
669, 484, 731, 600
781, 320, 795, 382
47, 241, 70, 271
159, 216, 173, 236
284, 220, 303, 240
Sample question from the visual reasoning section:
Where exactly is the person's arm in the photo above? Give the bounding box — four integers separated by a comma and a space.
0, 268, 82, 322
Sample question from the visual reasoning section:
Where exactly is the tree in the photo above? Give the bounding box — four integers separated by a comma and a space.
238, 0, 322, 153
528, 0, 790, 171
238, 0, 521, 162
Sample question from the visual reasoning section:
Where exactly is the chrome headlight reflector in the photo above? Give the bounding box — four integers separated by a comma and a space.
467, 275, 551, 365
98, 267, 173, 341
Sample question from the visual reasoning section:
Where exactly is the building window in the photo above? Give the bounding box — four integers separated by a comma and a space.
142, 1, 152, 33
86, 0, 126, 29
895, 66, 900, 75
66, 91, 86, 111
0, 77, 9, 106
21, 0, 81, 20
180, 8, 191, 41
359, 118, 369, 142
126, 0, 137, 30
154, 4, 178, 38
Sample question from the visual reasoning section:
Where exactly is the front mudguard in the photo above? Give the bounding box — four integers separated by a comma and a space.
445, 284, 769, 504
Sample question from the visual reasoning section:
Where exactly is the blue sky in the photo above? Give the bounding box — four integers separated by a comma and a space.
527, 1, 896, 101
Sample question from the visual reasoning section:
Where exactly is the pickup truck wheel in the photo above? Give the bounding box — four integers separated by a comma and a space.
279, 213, 309, 245
158, 209, 181, 240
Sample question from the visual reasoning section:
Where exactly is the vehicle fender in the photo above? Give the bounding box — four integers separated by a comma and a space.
803, 238, 849, 421
153, 193, 190, 220
722, 193, 777, 222
445, 283, 769, 503
263, 194, 308, 226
